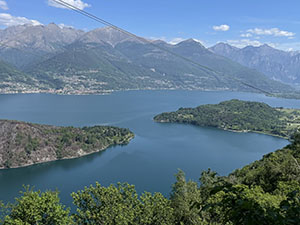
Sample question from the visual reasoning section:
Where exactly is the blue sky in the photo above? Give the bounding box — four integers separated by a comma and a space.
1, 0, 300, 50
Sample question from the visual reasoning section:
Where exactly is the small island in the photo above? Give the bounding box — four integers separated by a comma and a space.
0, 120, 134, 169
154, 99, 300, 139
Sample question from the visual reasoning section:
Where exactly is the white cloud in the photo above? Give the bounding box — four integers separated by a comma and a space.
227, 39, 263, 48
192, 38, 205, 45
48, 0, 90, 10
169, 37, 185, 45
0, 13, 42, 27
58, 23, 74, 29
149, 36, 167, 42
149, 37, 205, 46
213, 24, 230, 31
227, 39, 279, 49
0, 0, 8, 10
274, 42, 300, 51
247, 28, 295, 37
240, 33, 252, 38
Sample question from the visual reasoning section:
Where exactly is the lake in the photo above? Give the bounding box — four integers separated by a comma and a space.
0, 90, 295, 207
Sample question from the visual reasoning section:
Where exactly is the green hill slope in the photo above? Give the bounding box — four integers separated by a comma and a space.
154, 99, 300, 138
0, 60, 38, 93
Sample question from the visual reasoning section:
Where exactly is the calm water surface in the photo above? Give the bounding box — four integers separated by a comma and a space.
0, 90, 296, 207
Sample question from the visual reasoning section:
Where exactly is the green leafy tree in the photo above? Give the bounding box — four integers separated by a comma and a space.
205, 184, 282, 225
170, 170, 203, 225
3, 186, 72, 225
280, 190, 300, 224
72, 182, 141, 225
139, 192, 174, 225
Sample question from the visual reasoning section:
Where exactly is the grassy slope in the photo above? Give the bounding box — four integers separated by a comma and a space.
0, 60, 34, 85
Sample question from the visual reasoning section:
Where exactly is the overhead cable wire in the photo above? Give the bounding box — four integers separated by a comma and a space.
51, 0, 273, 95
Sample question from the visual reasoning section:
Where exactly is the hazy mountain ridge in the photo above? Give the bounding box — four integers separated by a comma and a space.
0, 23, 85, 68
0, 23, 296, 95
210, 43, 300, 84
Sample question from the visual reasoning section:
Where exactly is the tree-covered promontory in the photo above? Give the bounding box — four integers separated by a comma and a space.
0, 120, 134, 169
154, 99, 300, 139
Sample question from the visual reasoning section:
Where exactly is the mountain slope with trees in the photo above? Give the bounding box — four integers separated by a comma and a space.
0, 23, 295, 95
26, 32, 293, 94
0, 60, 41, 93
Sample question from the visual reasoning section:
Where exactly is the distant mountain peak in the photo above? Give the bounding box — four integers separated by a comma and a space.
184, 38, 197, 43
259, 44, 276, 50
97, 26, 116, 33
151, 39, 168, 45
211, 42, 239, 50
242, 44, 271, 50
79, 26, 140, 46
209, 42, 239, 55
176, 38, 206, 49
262, 43, 271, 47
211, 41, 300, 85
215, 42, 230, 46
48, 22, 58, 26
45, 23, 61, 30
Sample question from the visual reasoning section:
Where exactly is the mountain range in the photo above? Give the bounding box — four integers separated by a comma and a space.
0, 23, 297, 95
210, 43, 300, 85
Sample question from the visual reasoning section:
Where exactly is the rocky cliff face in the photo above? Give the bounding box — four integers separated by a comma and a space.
0, 23, 84, 51
0, 23, 85, 68
210, 43, 300, 84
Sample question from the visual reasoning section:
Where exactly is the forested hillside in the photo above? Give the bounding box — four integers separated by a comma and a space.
154, 99, 300, 138
0, 60, 38, 93
0, 120, 134, 169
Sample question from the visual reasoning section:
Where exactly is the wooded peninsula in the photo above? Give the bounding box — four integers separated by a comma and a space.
0, 120, 134, 169
154, 99, 300, 139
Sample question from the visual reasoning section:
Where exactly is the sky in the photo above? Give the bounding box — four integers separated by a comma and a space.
0, 0, 300, 50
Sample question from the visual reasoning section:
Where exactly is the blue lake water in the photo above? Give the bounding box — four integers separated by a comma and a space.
0, 90, 296, 207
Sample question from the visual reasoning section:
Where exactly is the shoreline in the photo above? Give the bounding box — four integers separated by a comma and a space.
155, 119, 289, 140
1, 88, 300, 100
223, 128, 289, 140
0, 87, 248, 96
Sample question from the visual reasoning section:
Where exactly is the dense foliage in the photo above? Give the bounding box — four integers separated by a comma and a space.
2, 187, 72, 225
154, 99, 300, 138
2, 133, 300, 224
